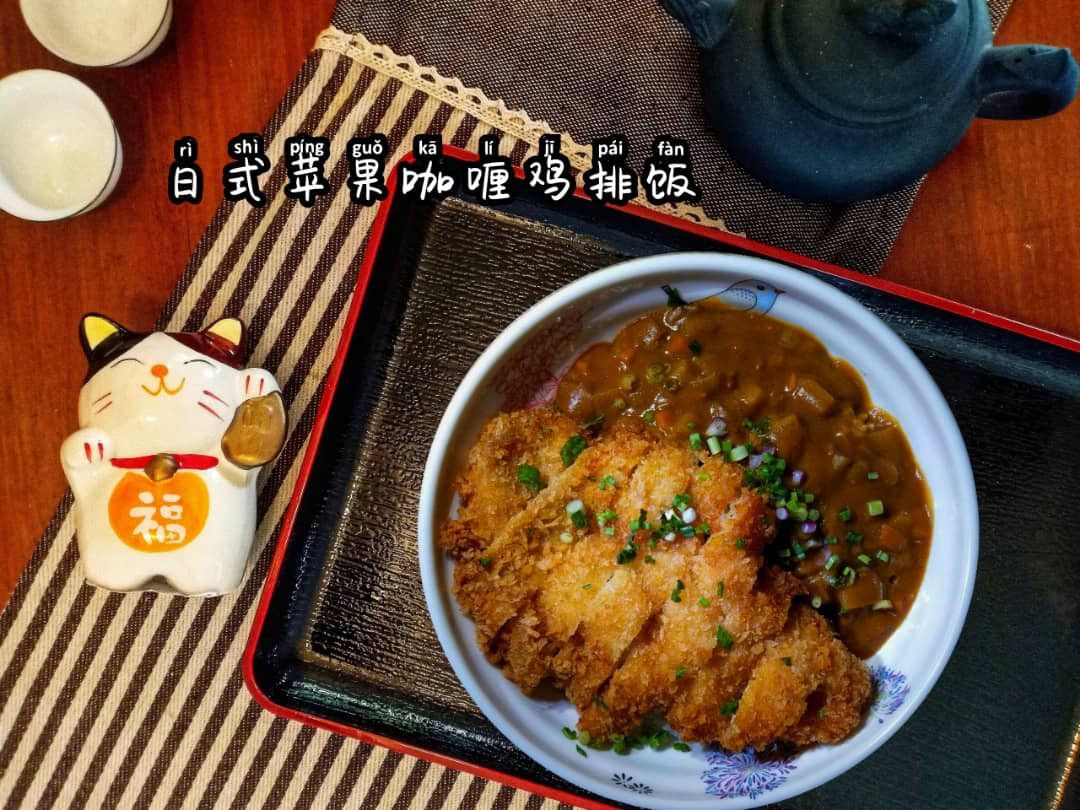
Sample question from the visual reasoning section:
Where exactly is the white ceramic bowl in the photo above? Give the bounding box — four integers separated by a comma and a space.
0, 70, 122, 221
419, 253, 978, 809
20, 0, 172, 67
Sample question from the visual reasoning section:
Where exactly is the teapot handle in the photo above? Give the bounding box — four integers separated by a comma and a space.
976, 45, 1079, 119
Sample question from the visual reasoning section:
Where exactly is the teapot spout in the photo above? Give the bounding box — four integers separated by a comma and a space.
847, 0, 958, 46
663, 0, 735, 50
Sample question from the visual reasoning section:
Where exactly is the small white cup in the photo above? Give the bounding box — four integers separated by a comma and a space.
0, 70, 123, 221
20, 0, 173, 68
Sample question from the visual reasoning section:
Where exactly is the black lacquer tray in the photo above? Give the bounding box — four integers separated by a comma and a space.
245, 149, 1080, 810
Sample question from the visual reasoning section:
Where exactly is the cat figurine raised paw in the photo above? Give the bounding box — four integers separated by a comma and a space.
61, 314, 287, 596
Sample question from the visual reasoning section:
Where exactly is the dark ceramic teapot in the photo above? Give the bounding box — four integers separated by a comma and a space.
664, 0, 1079, 202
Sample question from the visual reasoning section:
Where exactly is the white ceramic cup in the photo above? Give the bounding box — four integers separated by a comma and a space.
20, 0, 173, 68
0, 70, 123, 221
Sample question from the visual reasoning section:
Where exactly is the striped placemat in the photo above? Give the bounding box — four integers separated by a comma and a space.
0, 28, 726, 810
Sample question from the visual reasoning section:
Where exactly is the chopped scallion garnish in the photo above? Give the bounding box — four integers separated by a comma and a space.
707, 436, 722, 455
516, 464, 542, 493
716, 625, 734, 649
867, 499, 885, 516
673, 742, 691, 752
857, 554, 872, 566
876, 550, 891, 563
642, 410, 656, 423
782, 656, 792, 666
676, 666, 687, 679
867, 471, 879, 480
729, 445, 749, 462
698, 596, 710, 607
479, 557, 492, 568
719, 699, 739, 716
735, 537, 748, 550
560, 435, 588, 467
689, 432, 703, 451
838, 506, 853, 523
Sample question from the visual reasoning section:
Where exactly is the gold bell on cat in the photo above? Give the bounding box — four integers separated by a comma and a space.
60, 313, 287, 596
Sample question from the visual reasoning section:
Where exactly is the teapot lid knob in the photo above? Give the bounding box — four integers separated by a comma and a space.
848, 0, 958, 46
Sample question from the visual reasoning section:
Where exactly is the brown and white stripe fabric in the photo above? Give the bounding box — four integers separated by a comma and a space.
0, 30, 651, 810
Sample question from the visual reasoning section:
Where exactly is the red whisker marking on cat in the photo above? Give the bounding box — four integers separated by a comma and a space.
245, 376, 251, 394
199, 402, 224, 421
93, 401, 113, 414
91, 392, 111, 405
258, 378, 265, 394
97, 442, 104, 460
83, 443, 92, 462
203, 389, 230, 406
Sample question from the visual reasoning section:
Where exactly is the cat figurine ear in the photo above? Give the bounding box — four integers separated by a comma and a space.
61, 312, 284, 597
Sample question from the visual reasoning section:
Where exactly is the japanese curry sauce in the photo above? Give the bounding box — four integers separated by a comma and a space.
554, 300, 931, 658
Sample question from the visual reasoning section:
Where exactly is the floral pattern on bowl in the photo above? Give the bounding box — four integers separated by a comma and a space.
701, 747, 798, 801
869, 664, 910, 723
612, 772, 654, 795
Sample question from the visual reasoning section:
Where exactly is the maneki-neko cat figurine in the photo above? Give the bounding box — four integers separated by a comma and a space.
61, 314, 286, 596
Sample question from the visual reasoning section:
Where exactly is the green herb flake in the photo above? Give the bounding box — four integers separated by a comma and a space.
719, 699, 739, 717
735, 537, 748, 550
673, 742, 692, 752
560, 435, 588, 467
716, 582, 725, 598
664, 285, 687, 307
876, 550, 891, 563
673, 492, 692, 510
616, 541, 638, 565
818, 708, 827, 719
838, 505, 853, 523
642, 410, 656, 424
570, 509, 588, 529
599, 475, 617, 491
644, 555, 656, 565
867, 471, 880, 480
716, 625, 734, 649
824, 535, 839, 545
689, 432, 703, 451
583, 583, 592, 590
858, 554, 873, 566
562, 727, 577, 740
584, 414, 604, 429
845, 530, 864, 545
707, 436, 722, 455
671, 579, 685, 603
576, 745, 587, 757
516, 464, 542, 493
676, 666, 687, 680
729, 444, 750, 463
782, 656, 792, 666
867, 499, 885, 517
478, 557, 492, 568
598, 508, 618, 525
698, 596, 710, 607
741, 416, 771, 438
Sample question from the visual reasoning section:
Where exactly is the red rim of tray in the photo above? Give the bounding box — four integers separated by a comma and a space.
243, 144, 1080, 810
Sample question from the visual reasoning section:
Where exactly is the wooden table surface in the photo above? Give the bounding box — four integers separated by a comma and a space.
1, 1, 1078, 608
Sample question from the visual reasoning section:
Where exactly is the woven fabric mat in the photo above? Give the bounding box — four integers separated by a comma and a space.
0, 3, 1012, 808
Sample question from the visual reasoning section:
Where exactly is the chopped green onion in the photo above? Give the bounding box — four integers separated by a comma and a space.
604, 527, 615, 535
719, 699, 739, 716
478, 557, 492, 568
671, 580, 685, 603
570, 510, 588, 529
867, 499, 885, 516
782, 656, 792, 666
598, 508, 618, 525
583, 583, 592, 590
857, 554, 872, 566
576, 745, 587, 757
735, 537, 748, 550
616, 542, 638, 564
825, 554, 839, 570
716, 582, 724, 598
729, 445, 749, 462
516, 464, 542, 493
698, 596, 710, 607
707, 436, 722, 455
562, 727, 577, 740
647, 730, 670, 751
688, 339, 702, 355
599, 475, 617, 490
566, 499, 584, 515
873, 599, 894, 611
824, 535, 838, 545
664, 285, 687, 307
673, 493, 692, 510
689, 432, 703, 451
867, 471, 880, 480
559, 532, 573, 543
811, 595, 822, 609
716, 625, 734, 649
845, 531, 864, 544
560, 435, 588, 467
676, 666, 687, 679
818, 708, 827, 719
642, 410, 656, 423
697, 471, 711, 481
876, 550, 891, 563
838, 506, 853, 523
644, 555, 656, 564
673, 742, 692, 752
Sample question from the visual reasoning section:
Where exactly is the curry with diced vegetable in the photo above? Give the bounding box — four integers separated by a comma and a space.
554, 297, 931, 657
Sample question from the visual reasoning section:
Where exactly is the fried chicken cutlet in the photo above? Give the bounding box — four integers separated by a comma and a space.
439, 408, 871, 750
